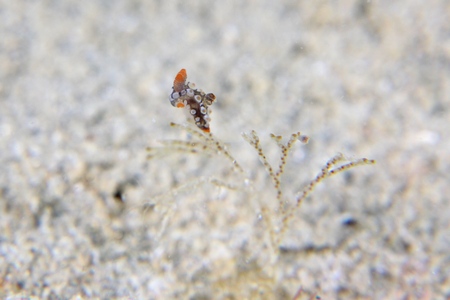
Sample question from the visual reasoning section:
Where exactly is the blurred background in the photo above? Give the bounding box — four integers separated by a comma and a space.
0, 0, 449, 299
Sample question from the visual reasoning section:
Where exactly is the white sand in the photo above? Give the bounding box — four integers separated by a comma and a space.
1, 1, 449, 299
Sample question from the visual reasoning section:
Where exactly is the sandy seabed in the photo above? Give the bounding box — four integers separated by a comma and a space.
1, 1, 449, 299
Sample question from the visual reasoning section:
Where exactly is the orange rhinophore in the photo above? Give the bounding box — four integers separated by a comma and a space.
168, 69, 215, 133
173, 68, 187, 93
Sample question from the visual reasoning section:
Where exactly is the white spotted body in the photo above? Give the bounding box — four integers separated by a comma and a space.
169, 69, 216, 132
